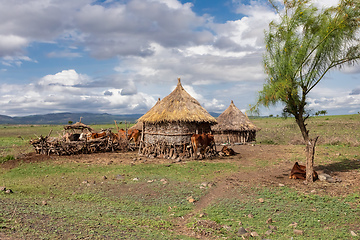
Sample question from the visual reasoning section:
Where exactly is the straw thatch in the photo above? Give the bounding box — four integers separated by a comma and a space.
64, 121, 93, 132
138, 79, 217, 124
212, 100, 259, 144
129, 121, 143, 131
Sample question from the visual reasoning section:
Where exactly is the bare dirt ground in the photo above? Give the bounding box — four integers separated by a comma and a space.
2, 144, 360, 239
5, 144, 359, 198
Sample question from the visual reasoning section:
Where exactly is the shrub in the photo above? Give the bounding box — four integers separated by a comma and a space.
0, 155, 15, 164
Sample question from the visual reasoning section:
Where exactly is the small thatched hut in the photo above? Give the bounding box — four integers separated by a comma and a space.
212, 100, 259, 144
137, 78, 217, 158
63, 121, 93, 133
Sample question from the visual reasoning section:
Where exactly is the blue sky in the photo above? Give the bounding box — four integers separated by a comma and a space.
0, 0, 359, 117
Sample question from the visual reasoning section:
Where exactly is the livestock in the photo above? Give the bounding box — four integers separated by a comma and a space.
63, 132, 81, 142
221, 145, 235, 156
191, 133, 215, 158
128, 129, 140, 146
87, 131, 107, 140
79, 133, 87, 141
118, 129, 127, 140
289, 162, 318, 180
69, 133, 80, 141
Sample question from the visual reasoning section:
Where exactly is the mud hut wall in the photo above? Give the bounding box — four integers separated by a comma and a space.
144, 122, 212, 145
214, 130, 257, 144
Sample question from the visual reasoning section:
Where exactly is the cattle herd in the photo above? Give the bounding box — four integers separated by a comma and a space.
62, 128, 141, 146
29, 126, 141, 156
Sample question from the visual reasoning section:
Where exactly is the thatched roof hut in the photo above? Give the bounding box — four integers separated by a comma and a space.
129, 98, 162, 131
129, 121, 143, 131
212, 100, 258, 144
138, 78, 217, 145
64, 121, 93, 132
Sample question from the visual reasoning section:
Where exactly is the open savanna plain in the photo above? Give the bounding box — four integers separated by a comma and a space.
0, 115, 359, 239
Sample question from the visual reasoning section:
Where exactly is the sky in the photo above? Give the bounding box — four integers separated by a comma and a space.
0, 0, 359, 117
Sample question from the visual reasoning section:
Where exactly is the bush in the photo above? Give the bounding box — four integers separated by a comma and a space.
0, 155, 15, 164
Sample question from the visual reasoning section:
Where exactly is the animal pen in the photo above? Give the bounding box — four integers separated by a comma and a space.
137, 78, 217, 159
211, 100, 259, 144
30, 121, 129, 155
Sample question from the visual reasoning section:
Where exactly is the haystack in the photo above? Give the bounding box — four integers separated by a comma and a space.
211, 100, 259, 144
137, 78, 217, 158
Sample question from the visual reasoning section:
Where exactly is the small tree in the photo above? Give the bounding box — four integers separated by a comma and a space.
253, 0, 360, 182
320, 110, 328, 116
315, 110, 327, 116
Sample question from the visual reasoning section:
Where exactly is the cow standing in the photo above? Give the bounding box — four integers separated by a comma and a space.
191, 133, 215, 159
128, 129, 140, 146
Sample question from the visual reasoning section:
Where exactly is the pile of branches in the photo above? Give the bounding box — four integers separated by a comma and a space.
30, 130, 129, 156
139, 141, 217, 160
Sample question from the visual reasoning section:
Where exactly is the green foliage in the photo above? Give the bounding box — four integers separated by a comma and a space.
255, 0, 360, 120
0, 155, 15, 164
315, 110, 328, 116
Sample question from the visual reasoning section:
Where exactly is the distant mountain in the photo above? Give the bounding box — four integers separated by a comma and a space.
0, 113, 143, 125
0, 112, 221, 125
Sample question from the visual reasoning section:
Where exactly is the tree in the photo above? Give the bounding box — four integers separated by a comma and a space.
315, 110, 327, 116
320, 110, 328, 116
253, 0, 360, 182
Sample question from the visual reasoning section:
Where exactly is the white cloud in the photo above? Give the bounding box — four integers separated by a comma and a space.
0, 69, 157, 116
0, 0, 359, 117
0, 35, 28, 57
74, 0, 213, 58
37, 69, 88, 86
308, 87, 360, 114
1, 55, 36, 67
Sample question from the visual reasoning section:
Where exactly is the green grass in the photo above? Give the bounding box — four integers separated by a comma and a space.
0, 123, 131, 158
1, 158, 359, 239
1, 115, 360, 239
0, 160, 238, 239
196, 186, 360, 239
252, 114, 360, 146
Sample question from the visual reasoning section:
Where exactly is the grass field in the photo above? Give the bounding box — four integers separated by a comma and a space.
0, 115, 359, 239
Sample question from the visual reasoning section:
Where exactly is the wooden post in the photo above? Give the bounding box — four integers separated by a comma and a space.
138, 122, 145, 154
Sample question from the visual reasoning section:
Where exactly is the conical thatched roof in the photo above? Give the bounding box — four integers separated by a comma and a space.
129, 121, 143, 130
130, 98, 160, 130
138, 78, 217, 124
64, 121, 93, 132
212, 100, 258, 132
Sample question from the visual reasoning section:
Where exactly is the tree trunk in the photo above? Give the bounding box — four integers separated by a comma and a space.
305, 137, 318, 182
295, 114, 319, 183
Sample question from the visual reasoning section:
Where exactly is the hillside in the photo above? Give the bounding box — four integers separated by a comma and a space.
0, 113, 143, 125
0, 112, 221, 125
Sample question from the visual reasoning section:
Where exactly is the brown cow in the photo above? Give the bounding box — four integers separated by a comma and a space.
117, 129, 127, 140
127, 129, 140, 146
87, 131, 107, 140
221, 146, 236, 156
191, 133, 215, 158
289, 162, 318, 180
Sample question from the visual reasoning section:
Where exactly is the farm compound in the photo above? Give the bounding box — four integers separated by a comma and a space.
30, 121, 129, 155
211, 100, 259, 144
137, 78, 217, 159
